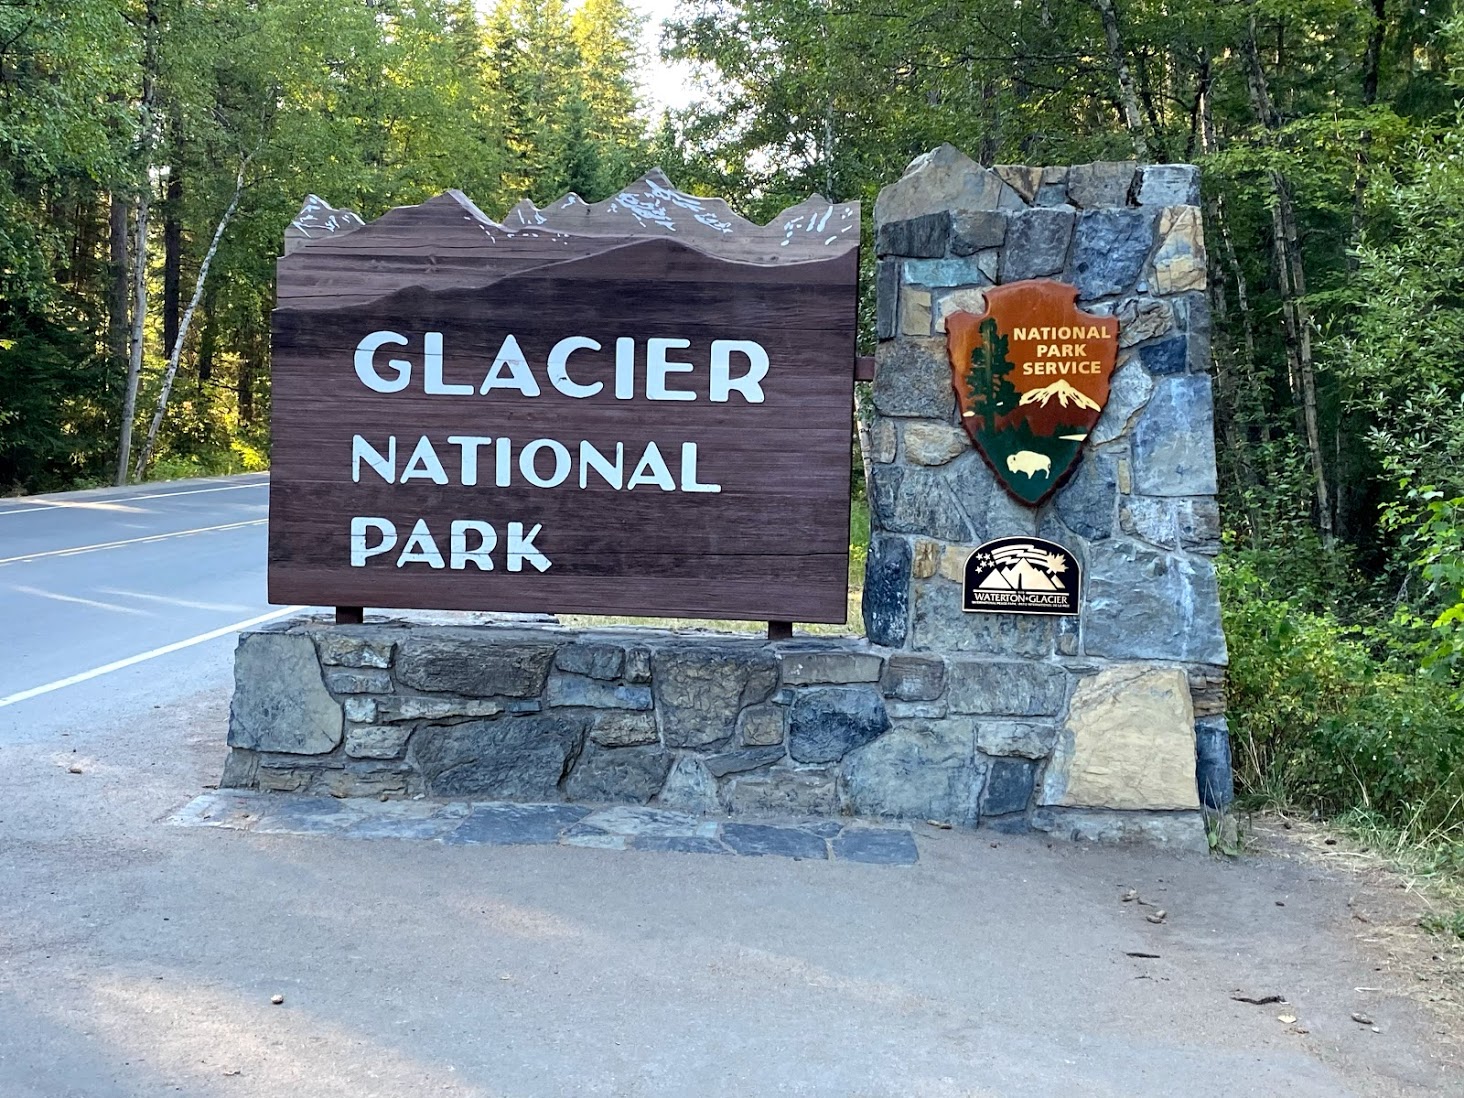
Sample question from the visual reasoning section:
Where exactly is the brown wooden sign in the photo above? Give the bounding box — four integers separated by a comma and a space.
946, 279, 1119, 506
268, 175, 860, 622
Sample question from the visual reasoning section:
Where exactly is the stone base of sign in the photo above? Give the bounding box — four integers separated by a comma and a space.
219, 616, 1214, 846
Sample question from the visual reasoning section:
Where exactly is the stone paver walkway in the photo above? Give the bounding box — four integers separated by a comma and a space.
168, 791, 920, 864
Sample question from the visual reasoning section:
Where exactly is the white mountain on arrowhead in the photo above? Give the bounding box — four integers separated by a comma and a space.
1018, 379, 1101, 411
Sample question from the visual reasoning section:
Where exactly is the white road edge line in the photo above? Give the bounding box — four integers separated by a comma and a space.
0, 477, 268, 517
0, 518, 267, 565
0, 605, 306, 709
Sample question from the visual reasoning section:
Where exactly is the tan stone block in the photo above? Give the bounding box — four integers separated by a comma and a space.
1041, 664, 1200, 810
995, 164, 1042, 202
934, 287, 988, 332
912, 539, 941, 579
900, 286, 933, 336
1150, 206, 1207, 294
938, 545, 968, 582
904, 421, 968, 466
1116, 456, 1132, 494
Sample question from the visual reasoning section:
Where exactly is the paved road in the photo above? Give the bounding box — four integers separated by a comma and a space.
0, 472, 285, 726
0, 475, 1458, 1097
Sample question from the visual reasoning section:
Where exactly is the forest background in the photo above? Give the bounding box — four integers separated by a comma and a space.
4, 0, 1464, 898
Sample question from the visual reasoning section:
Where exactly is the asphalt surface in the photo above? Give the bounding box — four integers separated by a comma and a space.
0, 475, 1459, 1097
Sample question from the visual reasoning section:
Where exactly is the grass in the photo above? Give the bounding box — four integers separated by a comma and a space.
559, 497, 870, 637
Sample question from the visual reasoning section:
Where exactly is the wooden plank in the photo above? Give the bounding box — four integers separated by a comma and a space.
270, 178, 860, 624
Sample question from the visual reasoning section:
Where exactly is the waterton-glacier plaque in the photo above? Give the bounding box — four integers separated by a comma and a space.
962, 536, 1081, 616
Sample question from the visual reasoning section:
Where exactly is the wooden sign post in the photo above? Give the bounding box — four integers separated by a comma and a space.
269, 176, 861, 624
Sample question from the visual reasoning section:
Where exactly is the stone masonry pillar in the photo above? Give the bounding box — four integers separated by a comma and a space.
860, 146, 1231, 846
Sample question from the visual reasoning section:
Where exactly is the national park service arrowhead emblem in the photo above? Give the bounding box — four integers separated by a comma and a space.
946, 279, 1119, 506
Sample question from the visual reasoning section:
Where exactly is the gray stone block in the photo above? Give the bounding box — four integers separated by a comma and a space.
947, 453, 1040, 540
877, 211, 951, 257
624, 646, 653, 683
839, 718, 979, 824
1067, 208, 1158, 299
877, 259, 899, 340
862, 535, 911, 648
658, 756, 719, 814
1029, 807, 1208, 851
1067, 161, 1138, 208
1053, 451, 1117, 540
831, 828, 919, 865
881, 654, 946, 701
1138, 335, 1188, 376
875, 144, 1024, 223
653, 643, 777, 748
721, 822, 828, 859
219, 748, 259, 788
1034, 183, 1071, 207
588, 710, 659, 747
946, 659, 1067, 716
315, 631, 394, 669
999, 208, 1075, 282
1091, 358, 1154, 444
554, 642, 625, 680
777, 644, 884, 685
982, 757, 1037, 815
1195, 716, 1234, 810
564, 744, 671, 804
546, 672, 653, 710
902, 257, 992, 288
342, 697, 375, 723
976, 720, 1056, 759
444, 803, 590, 846
324, 668, 392, 694
630, 834, 731, 855
1132, 376, 1218, 496
1082, 540, 1227, 664
902, 420, 969, 466
725, 769, 839, 817
1137, 165, 1201, 207
409, 714, 588, 798
738, 703, 786, 746
950, 210, 1007, 254
869, 465, 973, 542
1120, 496, 1222, 554
886, 699, 948, 719
344, 723, 413, 760
911, 581, 1057, 656
703, 745, 786, 778
1174, 292, 1211, 372
372, 696, 516, 722
396, 635, 555, 698
788, 686, 891, 764
873, 338, 956, 419
229, 632, 342, 755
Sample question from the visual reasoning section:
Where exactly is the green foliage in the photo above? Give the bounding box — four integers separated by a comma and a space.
1221, 554, 1464, 845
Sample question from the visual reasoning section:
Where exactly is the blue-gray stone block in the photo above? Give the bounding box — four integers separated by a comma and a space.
999, 208, 1075, 282
877, 212, 951, 257
1067, 208, 1158, 299
563, 744, 671, 804
902, 256, 992, 288
1195, 716, 1234, 810
831, 828, 919, 865
629, 834, 732, 856
444, 803, 590, 846
1082, 540, 1228, 664
1132, 375, 1218, 496
721, 823, 829, 859
1137, 165, 1201, 207
950, 210, 1007, 254
1053, 451, 1117, 541
1137, 335, 1188, 376
982, 757, 1037, 815
877, 259, 898, 340
862, 535, 911, 648
788, 686, 891, 764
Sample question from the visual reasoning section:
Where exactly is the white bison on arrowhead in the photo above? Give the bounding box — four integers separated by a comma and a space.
1006, 450, 1052, 479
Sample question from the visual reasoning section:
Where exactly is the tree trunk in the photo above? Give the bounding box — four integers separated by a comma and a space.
1241, 14, 1333, 545
1348, 0, 1386, 268
162, 125, 183, 355
1091, 0, 1150, 160
107, 193, 130, 380
115, 0, 160, 486
134, 162, 247, 481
